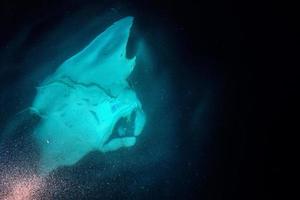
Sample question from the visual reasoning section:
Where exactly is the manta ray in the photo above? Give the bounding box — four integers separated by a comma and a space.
29, 16, 146, 175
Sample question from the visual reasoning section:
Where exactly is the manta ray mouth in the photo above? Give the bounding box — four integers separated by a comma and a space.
104, 110, 137, 146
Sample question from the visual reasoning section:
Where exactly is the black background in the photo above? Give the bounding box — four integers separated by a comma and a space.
0, 0, 296, 199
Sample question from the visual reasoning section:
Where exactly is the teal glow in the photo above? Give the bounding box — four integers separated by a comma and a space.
31, 17, 146, 175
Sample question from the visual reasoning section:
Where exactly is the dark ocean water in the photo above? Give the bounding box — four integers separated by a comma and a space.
0, 0, 294, 199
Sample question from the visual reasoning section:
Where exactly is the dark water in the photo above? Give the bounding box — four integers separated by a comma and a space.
0, 0, 294, 199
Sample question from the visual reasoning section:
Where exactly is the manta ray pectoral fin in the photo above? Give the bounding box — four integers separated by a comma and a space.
50, 16, 136, 89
